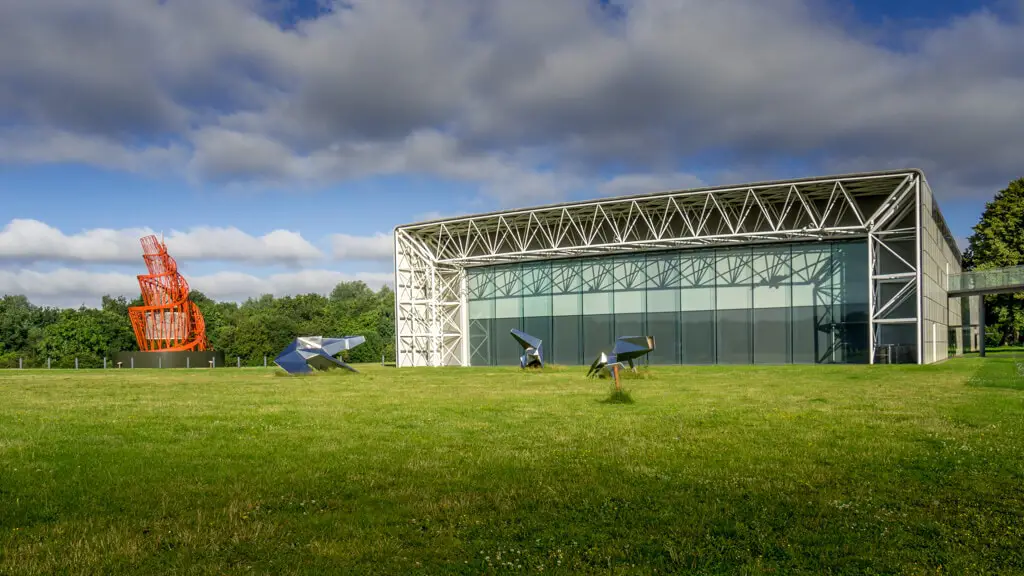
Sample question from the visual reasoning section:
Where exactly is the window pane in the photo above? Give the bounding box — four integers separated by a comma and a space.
552, 294, 581, 316
646, 252, 680, 289
470, 319, 493, 366
681, 250, 716, 364
717, 308, 752, 364
552, 315, 582, 365
753, 307, 790, 364
753, 245, 791, 364
523, 316, 552, 361
647, 288, 680, 365
832, 242, 869, 363
615, 313, 645, 339
792, 305, 831, 364
491, 317, 523, 366
583, 315, 614, 362
647, 311, 679, 364
716, 247, 752, 310
682, 310, 715, 364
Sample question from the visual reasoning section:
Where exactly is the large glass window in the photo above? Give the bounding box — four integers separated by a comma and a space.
522, 261, 552, 362
752, 245, 792, 364
551, 259, 582, 365
613, 256, 646, 340
716, 247, 753, 364
680, 250, 716, 364
491, 264, 523, 365
465, 241, 869, 367
646, 252, 680, 364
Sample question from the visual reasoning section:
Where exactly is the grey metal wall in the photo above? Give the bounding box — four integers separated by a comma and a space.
918, 177, 964, 363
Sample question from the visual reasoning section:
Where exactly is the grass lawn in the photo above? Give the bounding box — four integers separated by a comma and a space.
1, 357, 1023, 574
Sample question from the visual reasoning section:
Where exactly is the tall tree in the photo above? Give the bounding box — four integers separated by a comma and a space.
964, 177, 1024, 345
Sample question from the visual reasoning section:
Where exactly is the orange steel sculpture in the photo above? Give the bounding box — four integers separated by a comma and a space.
128, 235, 209, 352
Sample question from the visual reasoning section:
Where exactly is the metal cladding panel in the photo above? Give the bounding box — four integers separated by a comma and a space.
918, 178, 963, 363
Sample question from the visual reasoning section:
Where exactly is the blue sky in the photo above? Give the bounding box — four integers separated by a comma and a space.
1, 0, 1022, 307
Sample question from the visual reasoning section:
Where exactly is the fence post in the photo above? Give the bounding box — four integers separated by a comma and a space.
212, 357, 216, 368
187, 357, 190, 369
19, 357, 22, 370
131, 357, 134, 369
264, 356, 267, 367
237, 356, 241, 368
103, 357, 107, 369
75, 358, 79, 370
47, 357, 51, 369
159, 357, 162, 369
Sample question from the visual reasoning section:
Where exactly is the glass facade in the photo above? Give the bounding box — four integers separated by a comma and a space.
467, 240, 870, 366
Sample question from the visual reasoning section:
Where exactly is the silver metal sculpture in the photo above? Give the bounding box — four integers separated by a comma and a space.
274, 336, 366, 375
586, 336, 656, 378
510, 329, 543, 368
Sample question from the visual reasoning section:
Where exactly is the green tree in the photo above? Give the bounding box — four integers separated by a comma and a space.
36, 307, 137, 368
964, 177, 1024, 345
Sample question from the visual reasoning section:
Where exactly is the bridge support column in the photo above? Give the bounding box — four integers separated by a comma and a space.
979, 295, 986, 358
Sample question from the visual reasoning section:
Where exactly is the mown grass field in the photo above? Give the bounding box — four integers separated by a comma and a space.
1, 356, 1023, 575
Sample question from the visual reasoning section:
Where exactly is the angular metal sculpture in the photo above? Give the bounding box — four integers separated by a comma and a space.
128, 235, 208, 352
586, 336, 656, 378
510, 329, 543, 368
274, 336, 366, 375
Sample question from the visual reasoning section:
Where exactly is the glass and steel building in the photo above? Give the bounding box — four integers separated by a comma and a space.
394, 169, 974, 367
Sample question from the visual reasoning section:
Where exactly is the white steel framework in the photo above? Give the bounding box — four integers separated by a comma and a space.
395, 169, 949, 367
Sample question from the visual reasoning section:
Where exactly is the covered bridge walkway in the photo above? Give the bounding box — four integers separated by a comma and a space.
948, 265, 1024, 356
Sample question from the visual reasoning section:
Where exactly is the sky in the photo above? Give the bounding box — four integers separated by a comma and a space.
1, 0, 1022, 308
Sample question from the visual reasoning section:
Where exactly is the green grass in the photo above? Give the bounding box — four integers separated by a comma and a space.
1, 359, 1023, 575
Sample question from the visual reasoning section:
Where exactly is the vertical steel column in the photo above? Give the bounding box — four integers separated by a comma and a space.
393, 228, 402, 367
979, 295, 986, 358
915, 176, 923, 364
460, 270, 470, 366
430, 265, 438, 367
867, 233, 875, 364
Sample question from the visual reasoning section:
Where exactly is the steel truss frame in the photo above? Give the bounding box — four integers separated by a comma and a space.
395, 170, 931, 367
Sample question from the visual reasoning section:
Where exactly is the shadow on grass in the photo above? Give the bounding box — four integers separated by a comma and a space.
599, 388, 635, 404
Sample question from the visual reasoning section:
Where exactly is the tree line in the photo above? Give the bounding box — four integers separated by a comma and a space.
0, 281, 395, 369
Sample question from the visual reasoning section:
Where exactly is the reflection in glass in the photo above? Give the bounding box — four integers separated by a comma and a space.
466, 241, 869, 366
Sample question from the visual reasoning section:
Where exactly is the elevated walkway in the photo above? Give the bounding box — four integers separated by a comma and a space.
948, 265, 1024, 358
948, 265, 1024, 297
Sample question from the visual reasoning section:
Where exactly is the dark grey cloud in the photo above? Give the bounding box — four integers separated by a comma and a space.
0, 0, 1021, 201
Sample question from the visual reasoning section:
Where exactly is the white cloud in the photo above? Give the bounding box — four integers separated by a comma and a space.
163, 227, 323, 264
0, 129, 188, 175
0, 219, 325, 264
598, 172, 706, 198
329, 232, 393, 261
1, 0, 1022, 202
0, 267, 392, 309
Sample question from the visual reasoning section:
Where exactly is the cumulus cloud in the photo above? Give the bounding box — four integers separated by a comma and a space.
0, 267, 392, 309
1, 0, 1023, 201
0, 219, 327, 264
330, 233, 394, 261
598, 172, 707, 198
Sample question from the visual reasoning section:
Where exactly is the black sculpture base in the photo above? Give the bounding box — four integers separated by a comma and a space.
113, 350, 226, 369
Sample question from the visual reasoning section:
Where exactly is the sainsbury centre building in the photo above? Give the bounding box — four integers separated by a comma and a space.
394, 169, 980, 368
